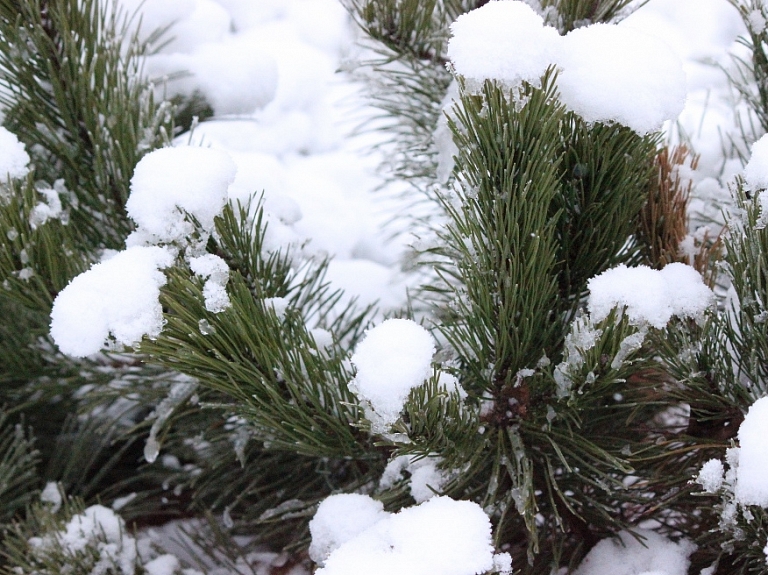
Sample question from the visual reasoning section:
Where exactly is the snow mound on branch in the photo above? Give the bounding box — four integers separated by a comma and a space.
313, 495, 509, 575
447, 2, 560, 91
127, 147, 237, 243
349, 318, 435, 433
29, 504, 138, 573
587, 263, 713, 329
446, 1, 686, 134
744, 134, 768, 191
309, 494, 389, 566
50, 246, 174, 357
0, 126, 30, 182
573, 529, 695, 575
557, 23, 687, 134
734, 396, 768, 506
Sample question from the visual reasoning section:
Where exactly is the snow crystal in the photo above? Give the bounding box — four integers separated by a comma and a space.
556, 23, 686, 134
379, 455, 448, 503
127, 147, 237, 244
0, 126, 30, 184
587, 263, 713, 329
734, 396, 768, 507
309, 494, 389, 566
50, 246, 175, 357
697, 459, 725, 494
349, 319, 435, 433
40, 481, 62, 514
29, 186, 64, 230
189, 253, 231, 312
573, 529, 695, 575
315, 496, 504, 575
29, 504, 138, 575
447, 1, 560, 92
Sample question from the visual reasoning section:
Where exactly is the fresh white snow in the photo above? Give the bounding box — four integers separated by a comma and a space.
0, 126, 30, 183
349, 319, 435, 433
587, 263, 714, 329
50, 246, 175, 357
573, 529, 695, 575
734, 396, 768, 507
126, 146, 237, 244
312, 495, 510, 575
446, 1, 686, 134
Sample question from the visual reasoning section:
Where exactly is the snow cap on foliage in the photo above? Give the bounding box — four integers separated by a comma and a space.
309, 494, 390, 566
127, 147, 237, 244
446, 1, 686, 134
697, 458, 725, 494
734, 396, 768, 506
0, 126, 30, 182
743, 132, 768, 192
189, 253, 231, 313
50, 246, 174, 357
573, 529, 695, 575
447, 1, 560, 91
349, 318, 435, 433
29, 504, 138, 574
587, 263, 713, 329
742, 135, 768, 228
314, 495, 508, 575
556, 23, 686, 134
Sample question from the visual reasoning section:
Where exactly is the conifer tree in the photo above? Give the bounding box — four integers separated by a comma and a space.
2, 1, 768, 575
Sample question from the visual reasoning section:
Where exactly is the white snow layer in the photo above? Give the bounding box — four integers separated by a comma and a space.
50, 246, 175, 357
734, 396, 768, 507
697, 459, 725, 494
126, 147, 237, 244
312, 495, 509, 575
349, 319, 435, 433
309, 493, 389, 566
446, 0, 686, 134
743, 132, 768, 192
587, 263, 713, 329
29, 505, 138, 574
574, 529, 694, 575
447, 2, 560, 91
556, 23, 687, 134
0, 126, 30, 182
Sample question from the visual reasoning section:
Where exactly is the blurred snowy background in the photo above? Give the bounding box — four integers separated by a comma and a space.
120, 0, 746, 323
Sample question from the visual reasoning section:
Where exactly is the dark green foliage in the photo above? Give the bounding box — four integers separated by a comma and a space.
0, 412, 38, 527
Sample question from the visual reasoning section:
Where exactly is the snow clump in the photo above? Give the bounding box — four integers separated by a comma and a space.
311, 495, 511, 575
556, 23, 687, 134
349, 318, 435, 433
573, 529, 695, 575
587, 263, 713, 329
126, 147, 237, 244
0, 126, 30, 184
50, 246, 175, 357
188, 253, 231, 313
29, 504, 138, 574
697, 459, 725, 494
742, 134, 768, 228
447, 1, 560, 92
733, 396, 768, 507
446, 0, 686, 134
309, 493, 389, 566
